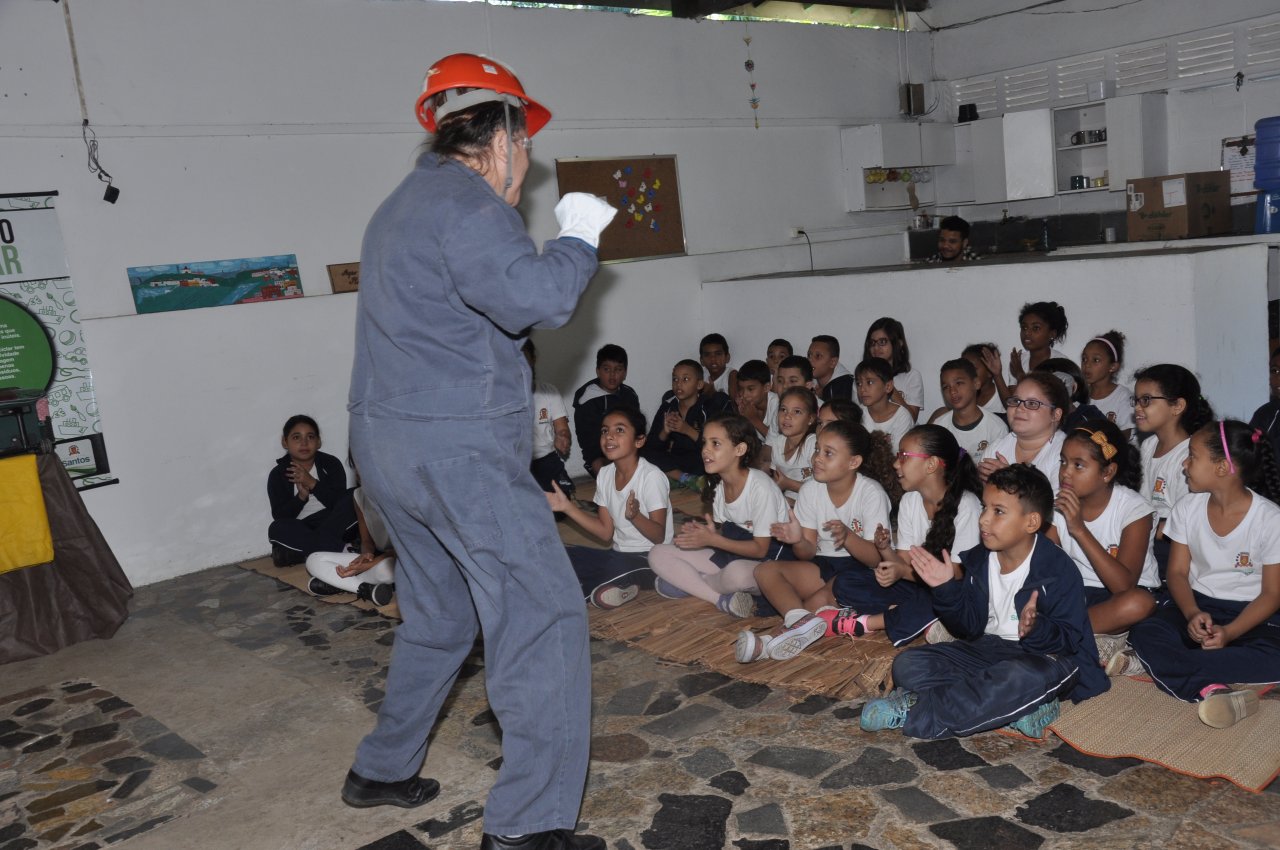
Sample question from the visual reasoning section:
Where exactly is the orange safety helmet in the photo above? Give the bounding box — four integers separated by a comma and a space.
415, 53, 551, 136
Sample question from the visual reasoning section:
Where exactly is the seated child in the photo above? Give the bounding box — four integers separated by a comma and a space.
642, 360, 732, 489
306, 486, 396, 607
765, 387, 819, 500
860, 425, 983, 644
1126, 419, 1280, 729
1007, 301, 1069, 384
965, 342, 1010, 416
775, 355, 815, 396
738, 421, 895, 662
1133, 364, 1215, 581
268, 414, 356, 566
1080, 331, 1135, 439
766, 339, 793, 385
1249, 345, 1280, 468
864, 317, 923, 421
648, 414, 790, 617
979, 373, 1068, 492
735, 359, 778, 441
855, 358, 914, 452
929, 357, 1009, 460
860, 464, 1108, 739
818, 397, 863, 429
700, 332, 739, 400
573, 344, 642, 477
547, 407, 673, 610
1046, 420, 1157, 667
809, 335, 855, 402
524, 340, 575, 500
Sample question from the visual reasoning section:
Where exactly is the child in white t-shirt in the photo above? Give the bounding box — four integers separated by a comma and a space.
856, 358, 914, 453
524, 340, 575, 501
734, 359, 778, 442
1129, 419, 1280, 728
929, 358, 1009, 461
737, 421, 897, 661
1131, 364, 1216, 583
1079, 331, 1134, 439
647, 414, 789, 618
548, 407, 673, 610
765, 387, 819, 500
864, 317, 923, 422
1046, 420, 1158, 669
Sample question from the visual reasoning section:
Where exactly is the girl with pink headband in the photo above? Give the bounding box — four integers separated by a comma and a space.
1079, 330, 1134, 440
1125, 419, 1280, 729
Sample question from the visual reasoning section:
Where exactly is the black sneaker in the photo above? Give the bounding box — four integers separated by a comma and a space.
340, 769, 439, 809
358, 582, 395, 607
308, 577, 344, 597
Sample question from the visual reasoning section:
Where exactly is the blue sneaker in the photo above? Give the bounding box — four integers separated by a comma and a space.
859, 688, 917, 732
1006, 699, 1060, 739
654, 577, 691, 599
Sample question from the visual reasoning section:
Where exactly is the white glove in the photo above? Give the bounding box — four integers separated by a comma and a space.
554, 193, 617, 249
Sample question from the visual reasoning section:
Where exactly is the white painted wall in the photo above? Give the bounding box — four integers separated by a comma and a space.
703, 245, 1270, 422
1, 0, 928, 585
930, 0, 1280, 80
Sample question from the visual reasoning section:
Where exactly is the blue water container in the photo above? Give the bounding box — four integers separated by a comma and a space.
1255, 117, 1280, 233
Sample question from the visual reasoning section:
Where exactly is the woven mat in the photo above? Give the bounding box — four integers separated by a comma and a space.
588, 590, 897, 701
236, 556, 401, 619
1047, 675, 1280, 793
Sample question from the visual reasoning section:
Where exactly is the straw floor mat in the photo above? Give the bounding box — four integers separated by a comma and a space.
237, 556, 401, 619
1047, 675, 1280, 793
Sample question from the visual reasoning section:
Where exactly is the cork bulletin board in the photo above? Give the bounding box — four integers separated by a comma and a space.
555, 155, 686, 263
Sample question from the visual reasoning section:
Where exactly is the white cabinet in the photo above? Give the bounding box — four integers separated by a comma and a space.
841, 122, 956, 211
935, 124, 974, 205
970, 109, 1055, 205
1052, 93, 1167, 195
1106, 93, 1166, 192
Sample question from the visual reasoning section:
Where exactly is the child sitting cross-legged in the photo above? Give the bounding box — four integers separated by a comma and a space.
642, 359, 732, 491
860, 463, 1108, 739
647, 413, 791, 617
547, 407, 673, 610
736, 421, 896, 662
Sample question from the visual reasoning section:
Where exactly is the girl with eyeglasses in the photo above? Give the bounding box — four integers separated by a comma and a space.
1045, 419, 1158, 673
1126, 419, 1280, 729
1131, 364, 1216, 582
978, 372, 1070, 492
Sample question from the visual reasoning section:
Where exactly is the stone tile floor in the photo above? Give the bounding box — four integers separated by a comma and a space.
2, 563, 1278, 850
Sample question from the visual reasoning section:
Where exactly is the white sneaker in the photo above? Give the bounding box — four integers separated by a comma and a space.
1198, 686, 1259, 729
735, 630, 772, 663
1105, 650, 1146, 678
766, 614, 828, 661
1093, 633, 1128, 669
925, 620, 956, 644
591, 583, 639, 610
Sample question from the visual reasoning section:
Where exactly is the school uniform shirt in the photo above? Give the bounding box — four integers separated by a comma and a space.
713, 468, 790, 538
765, 431, 817, 487
1089, 384, 1135, 434
1014, 348, 1067, 380
982, 431, 1066, 492
1164, 490, 1280, 602
594, 458, 674, 553
896, 490, 981, 563
749, 392, 780, 441
1051, 485, 1159, 589
794, 475, 891, 558
894, 368, 924, 410
531, 381, 568, 459
988, 548, 1033, 640
934, 409, 1009, 461
712, 363, 734, 394
862, 403, 915, 452
979, 390, 1008, 419
1139, 436, 1190, 523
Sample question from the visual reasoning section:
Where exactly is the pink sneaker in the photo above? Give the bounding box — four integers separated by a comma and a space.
817, 607, 866, 637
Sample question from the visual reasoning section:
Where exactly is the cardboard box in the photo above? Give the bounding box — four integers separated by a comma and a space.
1126, 171, 1232, 241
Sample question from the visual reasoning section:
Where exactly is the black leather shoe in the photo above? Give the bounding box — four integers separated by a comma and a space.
340, 769, 440, 809
479, 830, 605, 850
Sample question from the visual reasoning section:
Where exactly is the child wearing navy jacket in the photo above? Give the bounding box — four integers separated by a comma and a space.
861, 463, 1107, 739
267, 415, 356, 566
572, 344, 641, 477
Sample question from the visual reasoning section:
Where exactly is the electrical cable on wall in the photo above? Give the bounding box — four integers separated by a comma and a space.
62, 0, 119, 203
